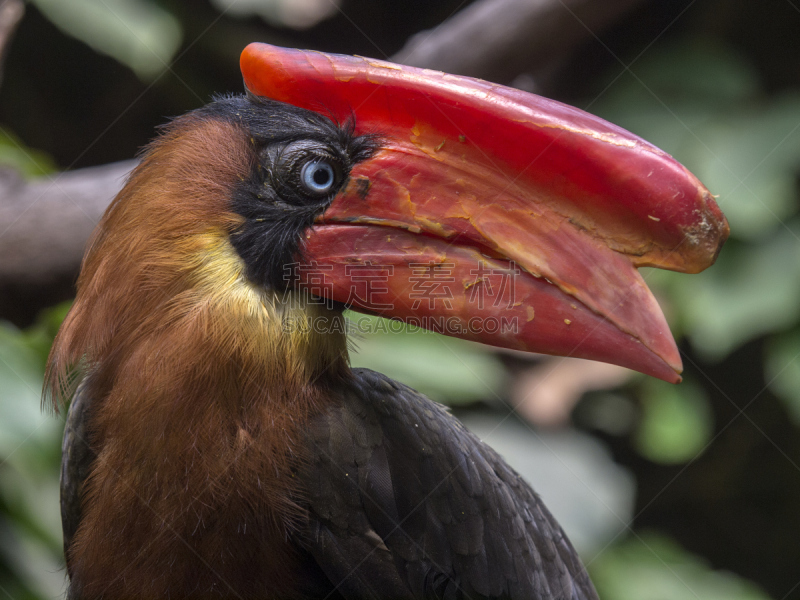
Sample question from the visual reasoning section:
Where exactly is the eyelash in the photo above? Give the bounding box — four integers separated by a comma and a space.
264, 145, 345, 205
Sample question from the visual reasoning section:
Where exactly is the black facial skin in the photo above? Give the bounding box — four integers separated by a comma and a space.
199, 94, 379, 290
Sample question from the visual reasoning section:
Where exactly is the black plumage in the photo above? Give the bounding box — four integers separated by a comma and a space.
62, 368, 598, 599
211, 95, 378, 290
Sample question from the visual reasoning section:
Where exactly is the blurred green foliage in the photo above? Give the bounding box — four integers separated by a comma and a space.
635, 378, 712, 465
347, 312, 506, 405
30, 0, 182, 80
0, 305, 70, 598
0, 128, 56, 177
2, 1, 800, 599
591, 532, 770, 600
766, 330, 800, 424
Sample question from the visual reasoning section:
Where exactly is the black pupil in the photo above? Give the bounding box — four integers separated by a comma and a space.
313, 166, 330, 185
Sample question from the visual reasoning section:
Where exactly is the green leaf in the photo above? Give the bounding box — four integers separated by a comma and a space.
210, 0, 339, 30
635, 378, 712, 465
0, 129, 56, 178
689, 95, 800, 240
0, 323, 59, 466
346, 312, 507, 405
765, 329, 800, 424
673, 226, 800, 360
19, 301, 73, 369
596, 40, 759, 111
30, 0, 182, 80
591, 532, 771, 600
0, 310, 69, 599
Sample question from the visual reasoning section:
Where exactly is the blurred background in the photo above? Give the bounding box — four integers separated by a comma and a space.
1, 0, 799, 598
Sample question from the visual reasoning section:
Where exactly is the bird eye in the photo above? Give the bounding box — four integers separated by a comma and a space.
300, 159, 336, 195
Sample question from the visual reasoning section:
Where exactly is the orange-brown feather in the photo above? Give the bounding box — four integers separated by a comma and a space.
47, 114, 349, 597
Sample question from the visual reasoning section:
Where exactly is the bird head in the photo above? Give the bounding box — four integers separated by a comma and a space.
47, 43, 728, 403
238, 43, 728, 383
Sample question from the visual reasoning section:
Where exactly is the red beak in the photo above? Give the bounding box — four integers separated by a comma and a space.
241, 43, 729, 383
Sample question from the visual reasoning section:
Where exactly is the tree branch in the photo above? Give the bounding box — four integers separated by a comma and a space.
0, 162, 137, 323
0, 161, 137, 286
392, 0, 644, 87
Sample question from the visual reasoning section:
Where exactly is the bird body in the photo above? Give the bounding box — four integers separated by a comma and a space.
48, 45, 728, 599
62, 368, 597, 599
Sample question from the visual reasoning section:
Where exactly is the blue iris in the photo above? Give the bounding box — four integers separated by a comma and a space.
301, 159, 335, 195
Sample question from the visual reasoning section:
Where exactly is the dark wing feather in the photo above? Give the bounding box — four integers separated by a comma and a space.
301, 368, 599, 600
60, 380, 95, 579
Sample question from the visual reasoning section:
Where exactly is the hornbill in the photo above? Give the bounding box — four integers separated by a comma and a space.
47, 44, 728, 599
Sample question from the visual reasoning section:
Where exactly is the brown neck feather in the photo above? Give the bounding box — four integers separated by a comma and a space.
47, 114, 349, 597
